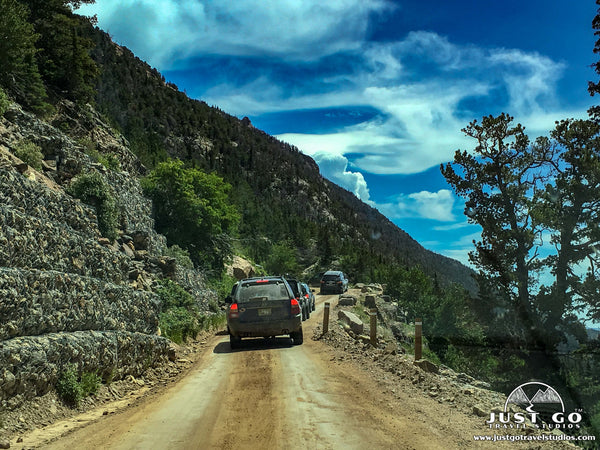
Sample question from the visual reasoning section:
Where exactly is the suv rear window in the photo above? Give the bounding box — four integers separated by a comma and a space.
236, 281, 290, 303
285, 279, 301, 295
323, 274, 341, 281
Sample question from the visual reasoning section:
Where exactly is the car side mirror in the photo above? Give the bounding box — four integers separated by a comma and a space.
225, 295, 232, 304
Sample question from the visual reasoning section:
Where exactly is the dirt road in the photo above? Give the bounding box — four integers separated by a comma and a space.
11, 293, 535, 449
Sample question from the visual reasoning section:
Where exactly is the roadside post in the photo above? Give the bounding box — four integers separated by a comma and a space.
323, 302, 330, 334
415, 318, 422, 360
370, 308, 377, 346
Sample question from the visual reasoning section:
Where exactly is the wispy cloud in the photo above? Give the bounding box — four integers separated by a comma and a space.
78, 0, 394, 68
376, 189, 456, 222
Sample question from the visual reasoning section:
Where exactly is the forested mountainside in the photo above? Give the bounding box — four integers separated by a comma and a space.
81, 23, 475, 291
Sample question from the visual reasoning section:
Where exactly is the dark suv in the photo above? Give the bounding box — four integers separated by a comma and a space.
320, 270, 349, 294
285, 277, 310, 321
226, 277, 303, 348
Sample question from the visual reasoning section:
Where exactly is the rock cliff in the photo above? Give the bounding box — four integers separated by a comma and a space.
0, 100, 212, 408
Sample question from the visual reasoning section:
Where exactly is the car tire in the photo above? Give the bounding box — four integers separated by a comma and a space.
230, 334, 241, 349
291, 328, 303, 345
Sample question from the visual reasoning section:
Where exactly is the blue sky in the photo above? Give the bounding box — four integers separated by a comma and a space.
78, 0, 598, 270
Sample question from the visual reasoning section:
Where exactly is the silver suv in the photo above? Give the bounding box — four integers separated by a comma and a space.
319, 270, 349, 294
226, 277, 303, 349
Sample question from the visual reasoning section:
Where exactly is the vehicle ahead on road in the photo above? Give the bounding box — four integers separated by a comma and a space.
226, 276, 303, 349
301, 282, 315, 312
285, 277, 310, 321
320, 270, 349, 294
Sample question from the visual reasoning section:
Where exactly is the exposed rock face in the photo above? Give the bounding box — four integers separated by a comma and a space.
0, 268, 160, 340
0, 331, 169, 407
0, 100, 212, 408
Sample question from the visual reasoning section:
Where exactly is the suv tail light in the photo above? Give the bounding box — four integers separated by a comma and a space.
291, 298, 301, 315
228, 303, 239, 319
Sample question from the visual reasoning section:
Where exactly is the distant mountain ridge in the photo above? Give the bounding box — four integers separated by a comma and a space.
82, 22, 476, 292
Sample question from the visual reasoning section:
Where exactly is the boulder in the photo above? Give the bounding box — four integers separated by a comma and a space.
337, 310, 364, 335
413, 358, 439, 374
364, 295, 377, 308
473, 405, 488, 417
226, 256, 255, 280
337, 294, 357, 306
121, 242, 135, 258
132, 231, 151, 250
367, 283, 383, 291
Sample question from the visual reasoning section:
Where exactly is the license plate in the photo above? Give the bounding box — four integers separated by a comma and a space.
258, 308, 271, 316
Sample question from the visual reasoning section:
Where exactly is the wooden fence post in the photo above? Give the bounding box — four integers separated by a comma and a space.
323, 302, 330, 334
370, 308, 377, 346
415, 318, 422, 360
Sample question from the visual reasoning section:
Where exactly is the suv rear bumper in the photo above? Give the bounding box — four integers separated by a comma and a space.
320, 286, 344, 294
229, 316, 302, 337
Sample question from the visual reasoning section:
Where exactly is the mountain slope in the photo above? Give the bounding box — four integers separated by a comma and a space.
83, 22, 476, 292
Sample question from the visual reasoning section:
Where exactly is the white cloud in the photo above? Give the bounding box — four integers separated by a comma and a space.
433, 221, 473, 231
274, 34, 577, 176
377, 189, 456, 222
407, 190, 456, 221
78, 0, 394, 68
312, 152, 371, 202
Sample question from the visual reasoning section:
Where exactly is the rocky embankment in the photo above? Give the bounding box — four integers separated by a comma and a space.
0, 101, 214, 417
318, 286, 576, 446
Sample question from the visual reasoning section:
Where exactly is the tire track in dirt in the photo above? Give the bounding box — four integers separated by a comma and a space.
196, 350, 283, 449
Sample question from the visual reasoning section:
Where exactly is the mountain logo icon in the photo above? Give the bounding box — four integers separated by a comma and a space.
504, 382, 564, 413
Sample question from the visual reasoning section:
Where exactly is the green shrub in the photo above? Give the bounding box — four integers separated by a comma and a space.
79, 139, 121, 171
141, 159, 240, 271
159, 307, 199, 344
200, 312, 227, 331
56, 366, 102, 407
67, 172, 119, 240
0, 88, 10, 116
56, 366, 84, 406
164, 245, 194, 269
156, 279, 195, 310
80, 371, 102, 397
156, 279, 201, 343
13, 140, 43, 171
207, 272, 237, 302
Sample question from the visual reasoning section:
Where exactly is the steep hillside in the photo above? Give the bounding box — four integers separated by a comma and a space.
84, 23, 476, 292
0, 100, 215, 408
